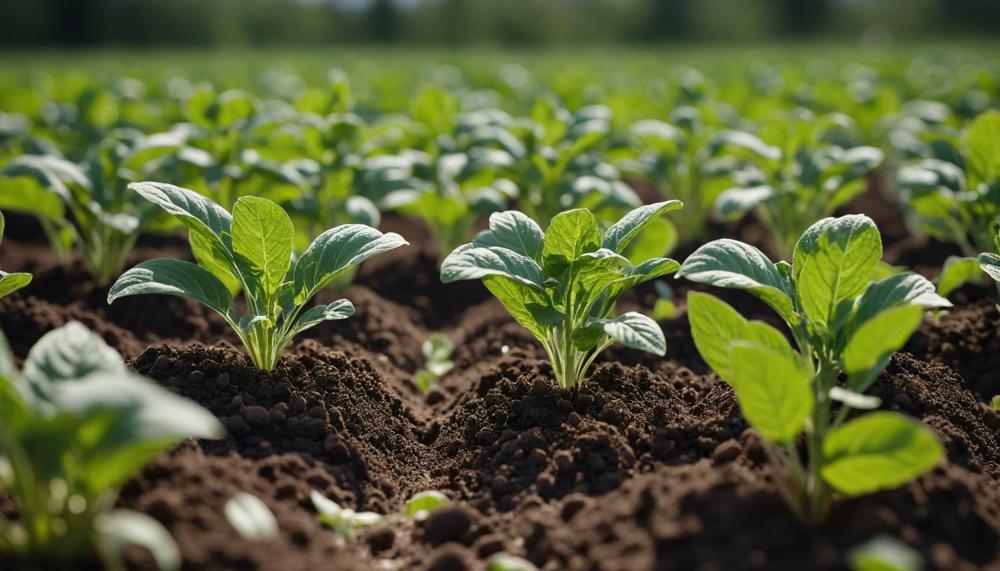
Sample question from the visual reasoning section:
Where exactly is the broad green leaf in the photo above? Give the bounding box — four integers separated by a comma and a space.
622, 217, 676, 265
843, 304, 923, 392
980, 252, 1000, 281
482, 210, 544, 261
440, 244, 545, 290
935, 256, 983, 297
965, 110, 1000, 187
191, 231, 241, 296
600, 200, 683, 254
821, 412, 943, 497
3, 154, 91, 199
729, 341, 813, 444
109, 259, 235, 320
677, 239, 795, 322
793, 215, 882, 328
22, 321, 125, 389
293, 299, 355, 335
0, 271, 31, 299
130, 181, 233, 262
293, 225, 407, 302
687, 292, 793, 384
225, 493, 279, 540
95, 510, 181, 571
483, 276, 552, 339
232, 196, 294, 296
853, 272, 951, 329
0, 176, 66, 222
542, 209, 600, 274
598, 312, 665, 355
714, 185, 774, 220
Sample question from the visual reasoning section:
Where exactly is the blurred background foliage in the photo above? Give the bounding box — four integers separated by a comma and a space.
0, 0, 997, 48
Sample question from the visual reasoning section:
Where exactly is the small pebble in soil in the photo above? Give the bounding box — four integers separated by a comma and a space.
242, 405, 270, 428
215, 373, 230, 388
188, 369, 205, 382
560, 494, 589, 521
426, 545, 473, 571
711, 439, 742, 465
423, 506, 473, 546
367, 527, 395, 554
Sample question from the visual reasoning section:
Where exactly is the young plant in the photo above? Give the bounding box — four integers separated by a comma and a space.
441, 201, 682, 389
107, 182, 407, 371
898, 110, 999, 259
0, 131, 190, 284
0, 321, 223, 569
0, 212, 31, 299
310, 491, 383, 540
712, 113, 884, 259
414, 333, 455, 394
678, 214, 949, 522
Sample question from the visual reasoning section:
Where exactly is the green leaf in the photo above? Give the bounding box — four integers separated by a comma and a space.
847, 535, 923, 571
95, 510, 181, 571
225, 493, 279, 540
714, 185, 774, 220
478, 210, 545, 261
130, 181, 233, 264
600, 200, 683, 254
677, 239, 795, 322
405, 490, 451, 521
542, 209, 600, 274
441, 244, 545, 290
843, 305, 924, 392
0, 176, 66, 222
935, 256, 983, 297
482, 276, 552, 339
821, 412, 943, 497
965, 110, 1000, 187
853, 272, 951, 329
109, 259, 235, 320
979, 252, 1000, 282
729, 341, 813, 444
232, 196, 294, 296
0, 271, 31, 299
686, 292, 793, 383
793, 215, 882, 329
598, 312, 665, 355
22, 321, 125, 389
293, 224, 407, 302
292, 300, 355, 335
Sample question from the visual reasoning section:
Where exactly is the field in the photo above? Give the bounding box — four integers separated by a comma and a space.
0, 46, 998, 571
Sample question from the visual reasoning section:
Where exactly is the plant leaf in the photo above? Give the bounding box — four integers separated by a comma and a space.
405, 490, 451, 521
979, 252, 1000, 282
793, 214, 882, 329
225, 493, 279, 540
232, 196, 294, 296
542, 208, 600, 274
95, 510, 181, 571
935, 256, 984, 297
714, 185, 774, 220
853, 272, 951, 329
441, 244, 545, 290
293, 300, 355, 335
843, 304, 924, 392
965, 110, 1000, 187
293, 224, 407, 302
598, 312, 665, 355
821, 412, 943, 497
22, 321, 125, 390
109, 259, 236, 321
729, 341, 813, 444
130, 181, 233, 265
481, 210, 545, 261
600, 200, 683, 254
0, 271, 31, 299
677, 239, 795, 322
482, 276, 553, 339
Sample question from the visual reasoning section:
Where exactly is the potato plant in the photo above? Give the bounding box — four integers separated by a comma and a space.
679, 214, 949, 521
107, 182, 407, 370
0, 322, 223, 569
441, 201, 682, 389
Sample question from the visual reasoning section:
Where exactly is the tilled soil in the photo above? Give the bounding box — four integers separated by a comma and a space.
1, 195, 998, 570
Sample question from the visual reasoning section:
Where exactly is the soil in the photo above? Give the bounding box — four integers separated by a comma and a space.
0, 180, 998, 570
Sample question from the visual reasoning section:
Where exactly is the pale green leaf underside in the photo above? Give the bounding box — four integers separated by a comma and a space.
980, 252, 1000, 282
598, 312, 665, 356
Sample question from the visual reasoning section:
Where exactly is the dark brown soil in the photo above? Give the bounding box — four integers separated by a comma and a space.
1, 183, 998, 571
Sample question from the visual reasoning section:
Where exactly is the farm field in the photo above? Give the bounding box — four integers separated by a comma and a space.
0, 46, 998, 571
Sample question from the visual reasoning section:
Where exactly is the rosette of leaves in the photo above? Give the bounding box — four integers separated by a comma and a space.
441, 201, 682, 389
0, 130, 194, 284
712, 111, 884, 259
107, 182, 407, 371
0, 321, 223, 569
0, 211, 31, 298
678, 214, 949, 522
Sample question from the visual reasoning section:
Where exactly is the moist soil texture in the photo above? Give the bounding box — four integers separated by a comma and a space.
0, 189, 998, 570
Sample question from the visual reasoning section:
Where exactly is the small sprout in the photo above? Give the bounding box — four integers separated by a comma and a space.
848, 535, 923, 571
441, 201, 682, 389
991, 395, 1000, 413
651, 280, 676, 321
405, 490, 451, 521
224, 493, 279, 540
415, 334, 455, 394
486, 554, 540, 571
310, 491, 383, 540
108, 182, 407, 371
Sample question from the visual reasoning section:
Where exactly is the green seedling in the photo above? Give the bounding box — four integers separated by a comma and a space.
224, 493, 279, 541
310, 491, 383, 540
107, 182, 407, 371
415, 333, 455, 394
0, 321, 223, 569
441, 201, 682, 389
405, 490, 451, 521
679, 214, 949, 522
0, 211, 31, 298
